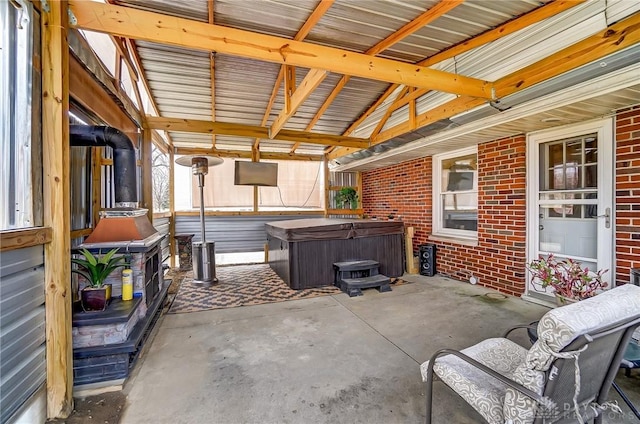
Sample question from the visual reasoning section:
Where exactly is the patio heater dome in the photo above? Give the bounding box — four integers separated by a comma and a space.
175, 155, 224, 286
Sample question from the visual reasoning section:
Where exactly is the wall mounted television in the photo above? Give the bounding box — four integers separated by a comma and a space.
234, 161, 278, 187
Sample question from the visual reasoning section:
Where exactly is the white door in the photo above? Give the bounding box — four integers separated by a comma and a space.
526, 118, 613, 301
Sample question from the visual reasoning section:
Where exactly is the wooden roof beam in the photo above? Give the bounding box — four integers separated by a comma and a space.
325, 9, 640, 161
255, 0, 334, 151
147, 116, 369, 149
338, 0, 588, 146
67, 0, 494, 99
270, 68, 328, 138
290, 0, 463, 153
174, 147, 322, 161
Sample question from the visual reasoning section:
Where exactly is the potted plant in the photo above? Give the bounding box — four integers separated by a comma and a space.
72, 247, 127, 311
335, 187, 358, 209
527, 253, 608, 305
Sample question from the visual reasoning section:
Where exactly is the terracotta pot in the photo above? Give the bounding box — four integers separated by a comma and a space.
81, 286, 110, 312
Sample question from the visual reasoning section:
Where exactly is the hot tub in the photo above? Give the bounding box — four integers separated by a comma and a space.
266, 218, 404, 289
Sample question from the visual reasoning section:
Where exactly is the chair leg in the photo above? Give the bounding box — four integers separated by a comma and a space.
612, 381, 640, 420
425, 363, 435, 424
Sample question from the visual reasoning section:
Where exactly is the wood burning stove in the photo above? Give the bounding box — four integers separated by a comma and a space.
70, 125, 168, 387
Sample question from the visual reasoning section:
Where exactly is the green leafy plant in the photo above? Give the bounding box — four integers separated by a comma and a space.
335, 187, 358, 209
72, 248, 127, 288
527, 253, 608, 300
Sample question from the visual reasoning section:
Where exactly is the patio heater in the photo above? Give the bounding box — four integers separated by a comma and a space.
175, 155, 224, 286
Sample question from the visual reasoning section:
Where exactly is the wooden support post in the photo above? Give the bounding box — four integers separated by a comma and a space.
169, 148, 176, 268
323, 157, 330, 217
42, 0, 73, 418
405, 226, 416, 274
91, 146, 102, 231
252, 148, 259, 212
142, 127, 153, 221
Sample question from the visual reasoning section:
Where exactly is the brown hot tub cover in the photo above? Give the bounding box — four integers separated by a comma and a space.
265, 218, 403, 242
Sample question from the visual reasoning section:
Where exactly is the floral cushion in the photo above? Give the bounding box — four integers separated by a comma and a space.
421, 338, 527, 424
503, 284, 640, 424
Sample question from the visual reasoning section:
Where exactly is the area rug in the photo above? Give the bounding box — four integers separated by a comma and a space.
168, 263, 407, 314
168, 264, 342, 314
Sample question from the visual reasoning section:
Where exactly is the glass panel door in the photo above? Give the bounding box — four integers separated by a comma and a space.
538, 135, 598, 284
527, 119, 613, 300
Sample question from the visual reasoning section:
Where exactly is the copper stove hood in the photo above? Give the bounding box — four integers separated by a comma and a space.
82, 208, 162, 248
71, 125, 161, 249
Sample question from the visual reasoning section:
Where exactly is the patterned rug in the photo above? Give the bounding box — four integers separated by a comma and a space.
168, 264, 341, 314
168, 263, 406, 314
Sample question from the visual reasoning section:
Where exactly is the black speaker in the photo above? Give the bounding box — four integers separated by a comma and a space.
419, 244, 436, 277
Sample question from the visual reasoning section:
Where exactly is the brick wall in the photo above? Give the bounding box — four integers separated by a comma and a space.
615, 105, 640, 285
362, 136, 527, 296
361, 157, 432, 243
363, 110, 640, 296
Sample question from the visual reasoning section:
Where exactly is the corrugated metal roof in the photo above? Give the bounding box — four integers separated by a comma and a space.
103, 0, 639, 166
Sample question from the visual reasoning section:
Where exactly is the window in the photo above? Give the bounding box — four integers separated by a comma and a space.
151, 145, 170, 212
175, 158, 324, 211
1, 0, 34, 229
257, 159, 323, 211
432, 147, 478, 239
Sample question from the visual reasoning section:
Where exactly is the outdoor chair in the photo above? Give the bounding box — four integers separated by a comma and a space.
420, 284, 640, 424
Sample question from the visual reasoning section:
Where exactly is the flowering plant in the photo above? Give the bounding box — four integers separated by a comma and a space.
527, 254, 608, 300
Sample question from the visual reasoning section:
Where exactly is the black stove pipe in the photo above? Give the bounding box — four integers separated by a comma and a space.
70, 125, 138, 207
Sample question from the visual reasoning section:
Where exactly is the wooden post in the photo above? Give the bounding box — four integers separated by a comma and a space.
42, 0, 73, 418
142, 127, 153, 221
252, 148, 259, 212
323, 156, 330, 217
169, 148, 176, 268
405, 226, 416, 274
91, 146, 102, 231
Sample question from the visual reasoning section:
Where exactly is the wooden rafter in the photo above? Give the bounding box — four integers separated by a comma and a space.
110, 35, 138, 81
284, 65, 296, 114
340, 0, 588, 146
328, 0, 592, 160
289, 75, 351, 154
270, 68, 328, 138
366, 0, 464, 57
370, 86, 410, 139
326, 9, 640, 160
146, 116, 369, 149
493, 13, 640, 97
68, 0, 494, 98
254, 0, 334, 152
290, 0, 463, 154
125, 39, 159, 117
174, 147, 322, 161
114, 36, 145, 115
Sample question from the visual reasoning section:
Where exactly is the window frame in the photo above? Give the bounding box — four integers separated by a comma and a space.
432, 146, 478, 241
1, 0, 35, 230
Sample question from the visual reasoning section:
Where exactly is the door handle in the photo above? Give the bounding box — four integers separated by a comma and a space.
597, 207, 610, 229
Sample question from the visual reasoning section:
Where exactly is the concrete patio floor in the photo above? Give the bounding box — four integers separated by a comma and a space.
120, 274, 640, 423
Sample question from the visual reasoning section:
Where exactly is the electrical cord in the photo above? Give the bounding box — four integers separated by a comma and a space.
266, 162, 321, 208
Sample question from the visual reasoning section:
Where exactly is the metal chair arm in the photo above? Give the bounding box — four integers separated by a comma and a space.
503, 323, 538, 339
427, 348, 545, 404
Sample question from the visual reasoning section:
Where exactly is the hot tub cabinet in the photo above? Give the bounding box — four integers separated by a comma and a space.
266, 218, 404, 289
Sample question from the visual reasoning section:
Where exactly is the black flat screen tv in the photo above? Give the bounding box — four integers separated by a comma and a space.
234, 161, 278, 187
